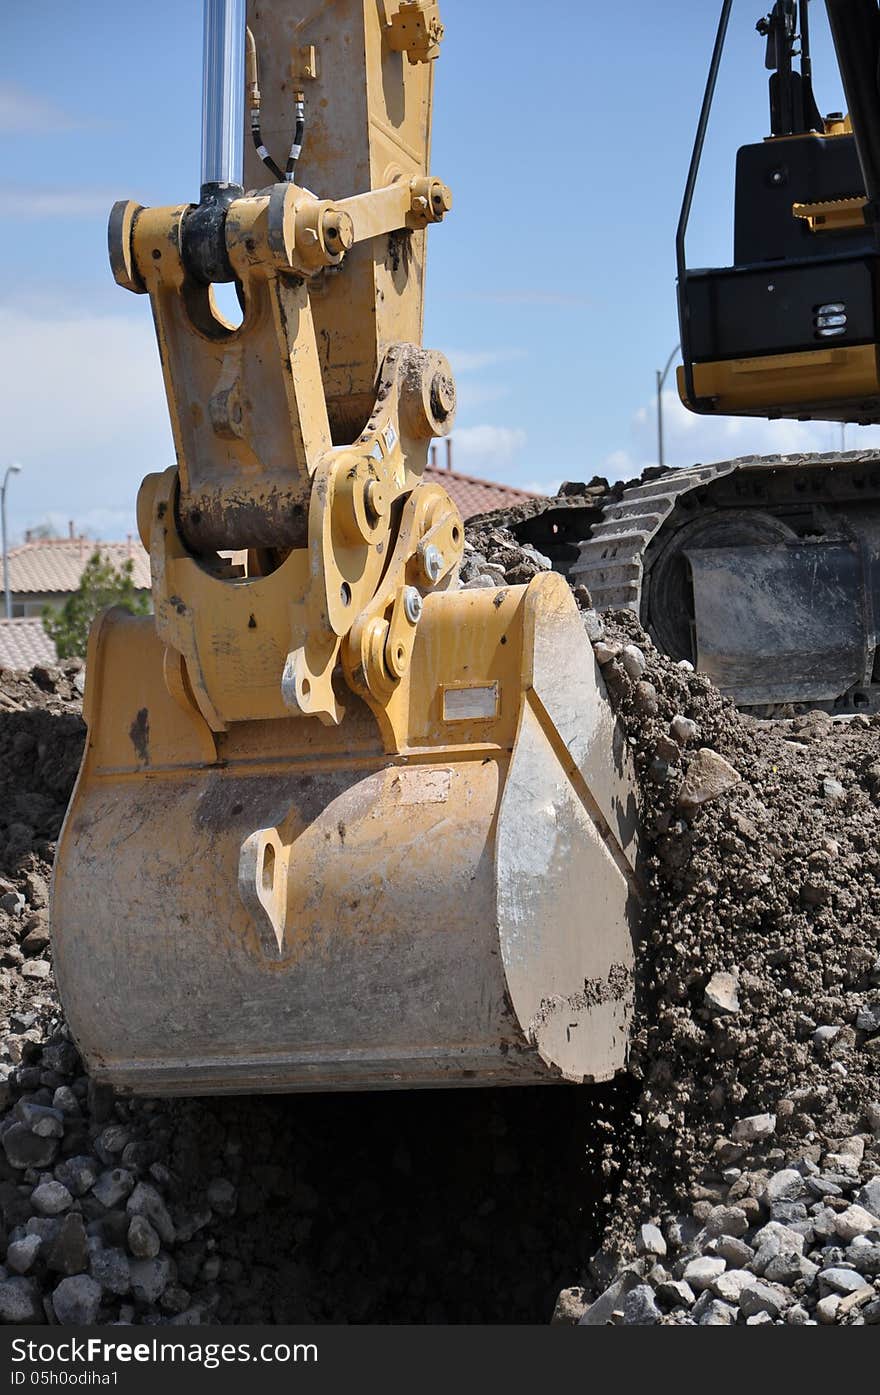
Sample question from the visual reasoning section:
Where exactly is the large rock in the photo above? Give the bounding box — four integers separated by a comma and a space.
621, 1285, 661, 1326
46, 1213, 88, 1276
636, 1223, 666, 1258
750, 1220, 805, 1275
682, 1256, 726, 1292
2, 1122, 58, 1170
206, 1178, 237, 1218
855, 1177, 880, 1215
856, 998, 880, 1034
53, 1275, 102, 1325
13, 1102, 64, 1138
731, 1113, 776, 1145
127, 1216, 160, 1260
819, 1267, 871, 1297
739, 1282, 792, 1319
835, 1205, 880, 1243
87, 1240, 131, 1297
655, 1279, 695, 1309
91, 1169, 135, 1209
677, 749, 741, 812
55, 1156, 98, 1198
704, 972, 740, 1016
126, 1183, 175, 1246
762, 1170, 807, 1206
698, 1299, 737, 1325
848, 1242, 880, 1277
31, 1180, 73, 1217
6, 1234, 42, 1275
551, 1287, 588, 1325
703, 1205, 749, 1239
711, 1269, 752, 1304
0, 1278, 43, 1324
128, 1254, 173, 1305
578, 1273, 641, 1327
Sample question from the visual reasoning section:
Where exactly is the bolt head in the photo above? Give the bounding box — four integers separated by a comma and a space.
323, 210, 354, 252
403, 586, 423, 624
431, 183, 453, 215
430, 372, 456, 421
422, 544, 444, 583
364, 479, 389, 523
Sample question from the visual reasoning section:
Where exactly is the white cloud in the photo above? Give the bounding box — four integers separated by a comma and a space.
0, 188, 116, 218
0, 83, 82, 133
600, 448, 637, 479
453, 380, 510, 411
451, 425, 527, 468
0, 306, 533, 533
444, 347, 526, 374
602, 388, 880, 482
522, 476, 563, 496
0, 304, 172, 539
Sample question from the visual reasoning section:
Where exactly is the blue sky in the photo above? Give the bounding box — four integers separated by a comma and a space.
0, 0, 873, 540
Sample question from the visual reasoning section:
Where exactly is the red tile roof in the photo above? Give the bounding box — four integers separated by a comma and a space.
423, 465, 542, 520
8, 538, 150, 597
0, 618, 57, 669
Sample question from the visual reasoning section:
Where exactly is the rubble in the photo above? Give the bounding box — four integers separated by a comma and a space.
2, 481, 880, 1327
466, 503, 880, 1327
0, 661, 632, 1323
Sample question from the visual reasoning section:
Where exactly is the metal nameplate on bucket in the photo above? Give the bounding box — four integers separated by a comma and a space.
442, 683, 499, 722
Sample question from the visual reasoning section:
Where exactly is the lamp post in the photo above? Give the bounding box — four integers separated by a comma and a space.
656, 343, 681, 471
2, 463, 22, 620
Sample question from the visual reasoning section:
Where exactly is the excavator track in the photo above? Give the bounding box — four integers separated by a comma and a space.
571, 459, 743, 611
564, 451, 880, 714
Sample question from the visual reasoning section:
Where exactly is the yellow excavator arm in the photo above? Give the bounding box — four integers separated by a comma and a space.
51, 0, 640, 1095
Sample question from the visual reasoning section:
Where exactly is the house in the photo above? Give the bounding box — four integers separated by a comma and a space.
6, 527, 150, 619
0, 617, 58, 669
0, 528, 150, 671
423, 442, 541, 518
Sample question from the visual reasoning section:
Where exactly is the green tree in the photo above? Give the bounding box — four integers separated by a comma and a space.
42, 551, 150, 660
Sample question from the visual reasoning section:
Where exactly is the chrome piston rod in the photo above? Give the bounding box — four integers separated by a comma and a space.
200, 0, 246, 189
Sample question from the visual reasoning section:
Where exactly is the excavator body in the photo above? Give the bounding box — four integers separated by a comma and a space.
50, 0, 640, 1094
679, 0, 880, 425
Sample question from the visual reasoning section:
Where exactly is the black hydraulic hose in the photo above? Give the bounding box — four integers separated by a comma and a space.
676, 0, 733, 411
285, 95, 306, 182
825, 0, 880, 227
250, 107, 285, 183
245, 23, 285, 184
245, 23, 305, 187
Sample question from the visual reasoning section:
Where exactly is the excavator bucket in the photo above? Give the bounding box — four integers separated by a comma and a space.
52, 572, 639, 1093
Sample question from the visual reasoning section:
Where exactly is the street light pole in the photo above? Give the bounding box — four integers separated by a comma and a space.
2, 464, 22, 620
656, 343, 681, 471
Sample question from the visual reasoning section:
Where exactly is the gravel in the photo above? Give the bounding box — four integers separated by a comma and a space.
0, 663, 631, 1324
466, 504, 880, 1326
2, 497, 880, 1327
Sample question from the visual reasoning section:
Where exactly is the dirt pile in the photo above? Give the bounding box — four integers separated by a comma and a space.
3, 510, 880, 1327
0, 663, 85, 1069
466, 506, 880, 1325
0, 664, 622, 1324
